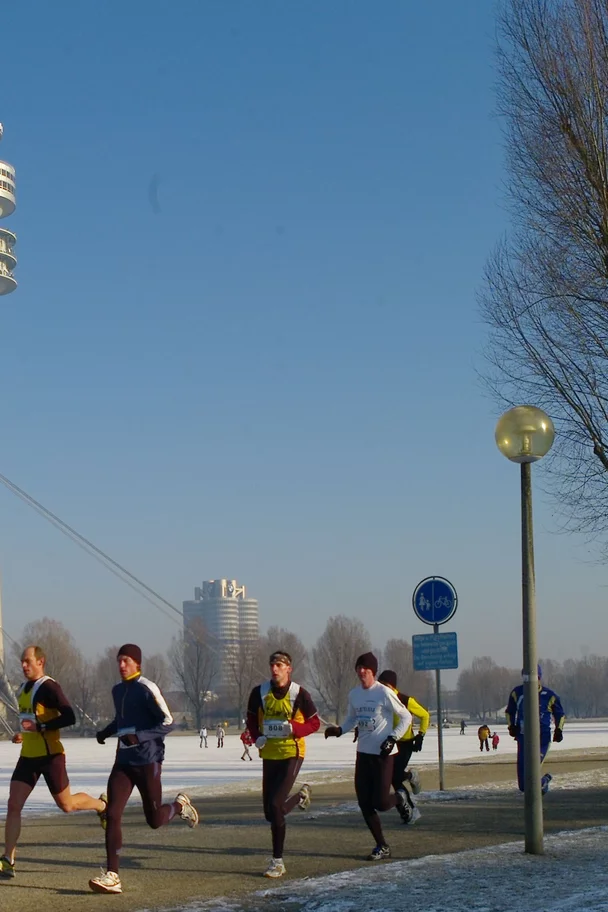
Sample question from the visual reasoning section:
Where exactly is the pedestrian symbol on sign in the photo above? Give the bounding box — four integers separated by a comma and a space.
418, 593, 431, 615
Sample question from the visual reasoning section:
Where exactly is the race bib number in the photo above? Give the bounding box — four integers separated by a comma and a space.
264, 720, 289, 738
357, 716, 377, 733
18, 713, 37, 731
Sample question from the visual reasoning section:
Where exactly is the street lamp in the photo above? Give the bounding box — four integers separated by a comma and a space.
495, 405, 555, 855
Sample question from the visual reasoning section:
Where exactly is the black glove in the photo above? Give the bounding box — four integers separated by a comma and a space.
412, 733, 424, 752
508, 724, 520, 738
324, 725, 342, 739
553, 728, 563, 743
96, 731, 106, 745
379, 736, 396, 758
119, 733, 139, 746
353, 726, 359, 743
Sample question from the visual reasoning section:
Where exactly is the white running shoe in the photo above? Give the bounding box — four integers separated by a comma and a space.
408, 769, 422, 795
176, 792, 199, 828
298, 783, 312, 811
89, 870, 122, 894
395, 789, 410, 823
408, 807, 422, 824
264, 858, 287, 878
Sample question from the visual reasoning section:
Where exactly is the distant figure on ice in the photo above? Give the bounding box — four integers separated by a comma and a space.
199, 726, 208, 748
492, 731, 500, 751
216, 724, 225, 748
478, 724, 491, 752
240, 728, 253, 761
506, 664, 565, 795
460, 719, 467, 735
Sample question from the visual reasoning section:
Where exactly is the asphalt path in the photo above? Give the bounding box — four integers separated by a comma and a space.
1, 749, 607, 912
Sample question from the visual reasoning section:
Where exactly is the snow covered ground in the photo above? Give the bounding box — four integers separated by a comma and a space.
1, 723, 608, 911
175, 827, 608, 912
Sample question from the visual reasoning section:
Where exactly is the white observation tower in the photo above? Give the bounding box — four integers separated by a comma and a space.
0, 123, 17, 296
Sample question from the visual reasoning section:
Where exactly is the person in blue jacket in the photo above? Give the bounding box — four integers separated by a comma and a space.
89, 644, 199, 895
506, 664, 565, 796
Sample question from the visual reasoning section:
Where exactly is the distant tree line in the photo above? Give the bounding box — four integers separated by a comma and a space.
456, 655, 608, 720
0, 614, 434, 733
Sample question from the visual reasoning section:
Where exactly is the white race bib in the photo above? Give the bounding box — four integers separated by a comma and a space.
18, 712, 37, 731
357, 716, 377, 733
263, 720, 289, 738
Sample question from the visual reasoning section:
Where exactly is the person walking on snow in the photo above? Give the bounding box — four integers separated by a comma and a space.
199, 726, 208, 748
240, 728, 254, 761
478, 724, 491, 752
492, 731, 500, 751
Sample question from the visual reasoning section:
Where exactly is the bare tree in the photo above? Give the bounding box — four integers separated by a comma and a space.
383, 638, 433, 705
224, 639, 263, 727
91, 646, 121, 725
144, 653, 171, 693
457, 657, 517, 720
311, 616, 371, 722
258, 626, 309, 684
71, 654, 99, 735
481, 0, 608, 549
168, 620, 218, 729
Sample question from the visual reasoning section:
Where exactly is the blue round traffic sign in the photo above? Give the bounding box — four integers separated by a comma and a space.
412, 576, 458, 626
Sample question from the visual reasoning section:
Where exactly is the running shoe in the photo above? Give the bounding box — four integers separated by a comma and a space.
264, 858, 287, 878
407, 807, 422, 825
541, 773, 553, 795
395, 788, 410, 823
0, 855, 15, 878
297, 783, 312, 811
176, 792, 199, 828
408, 769, 422, 795
97, 792, 108, 831
89, 870, 122, 894
368, 844, 391, 861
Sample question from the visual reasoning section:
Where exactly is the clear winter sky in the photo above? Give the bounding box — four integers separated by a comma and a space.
0, 1, 604, 677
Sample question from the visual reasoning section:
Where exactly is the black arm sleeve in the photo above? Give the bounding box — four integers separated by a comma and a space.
36, 680, 76, 730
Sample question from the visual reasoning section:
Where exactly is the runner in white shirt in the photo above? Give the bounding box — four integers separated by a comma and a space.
325, 652, 411, 860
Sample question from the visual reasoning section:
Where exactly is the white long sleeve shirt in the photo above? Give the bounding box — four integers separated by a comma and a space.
339, 681, 412, 756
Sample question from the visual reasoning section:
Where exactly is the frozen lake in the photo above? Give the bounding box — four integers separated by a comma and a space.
0, 720, 605, 817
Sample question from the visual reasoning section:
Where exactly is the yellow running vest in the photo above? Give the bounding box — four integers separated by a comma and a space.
258, 681, 306, 760
17, 676, 63, 758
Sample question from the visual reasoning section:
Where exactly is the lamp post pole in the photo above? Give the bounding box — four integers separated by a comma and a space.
495, 405, 555, 857
520, 461, 543, 854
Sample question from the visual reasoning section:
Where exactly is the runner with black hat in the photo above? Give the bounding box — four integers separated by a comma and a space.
325, 652, 412, 860
88, 643, 199, 895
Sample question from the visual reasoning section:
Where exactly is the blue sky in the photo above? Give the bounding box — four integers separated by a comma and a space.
0, 1, 604, 677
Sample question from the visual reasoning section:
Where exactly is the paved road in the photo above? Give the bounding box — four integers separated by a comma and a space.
1, 751, 606, 912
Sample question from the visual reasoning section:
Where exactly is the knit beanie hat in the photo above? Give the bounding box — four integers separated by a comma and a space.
117, 643, 142, 665
378, 669, 397, 688
355, 652, 378, 675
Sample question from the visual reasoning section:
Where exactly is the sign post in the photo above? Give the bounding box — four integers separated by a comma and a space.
412, 576, 458, 791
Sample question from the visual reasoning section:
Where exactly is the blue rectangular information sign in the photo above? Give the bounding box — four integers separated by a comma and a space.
412, 632, 458, 671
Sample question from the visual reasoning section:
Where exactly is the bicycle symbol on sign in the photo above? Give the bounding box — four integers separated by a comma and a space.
434, 596, 453, 610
